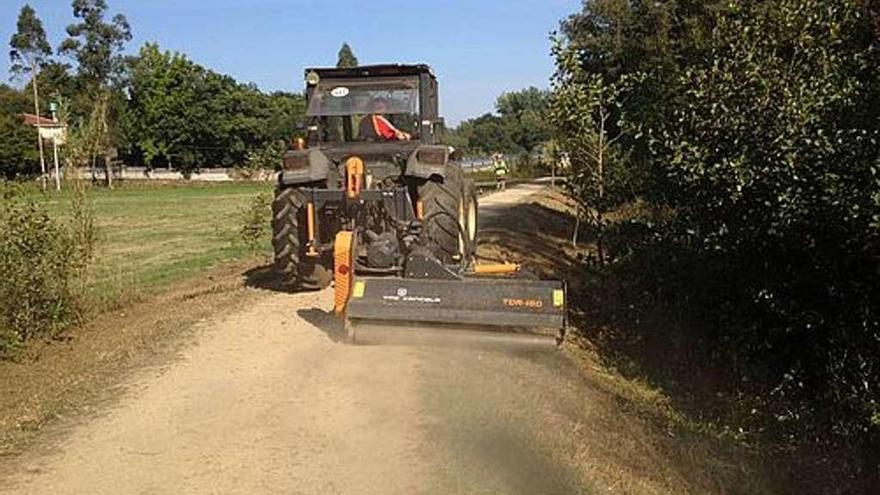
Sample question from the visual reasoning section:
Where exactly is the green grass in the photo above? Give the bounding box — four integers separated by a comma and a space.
33, 182, 273, 306
464, 170, 497, 183
464, 167, 546, 183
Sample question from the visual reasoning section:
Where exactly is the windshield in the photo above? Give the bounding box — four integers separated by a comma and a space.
307, 77, 419, 116
307, 77, 421, 143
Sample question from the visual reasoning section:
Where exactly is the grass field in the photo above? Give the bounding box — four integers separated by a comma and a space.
34, 181, 273, 308
26, 176, 523, 303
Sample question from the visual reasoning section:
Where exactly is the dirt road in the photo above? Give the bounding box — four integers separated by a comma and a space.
0, 185, 741, 495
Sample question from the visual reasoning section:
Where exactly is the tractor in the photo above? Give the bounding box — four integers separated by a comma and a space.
272, 64, 565, 347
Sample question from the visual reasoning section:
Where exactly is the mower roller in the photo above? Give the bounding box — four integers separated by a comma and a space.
272, 64, 566, 348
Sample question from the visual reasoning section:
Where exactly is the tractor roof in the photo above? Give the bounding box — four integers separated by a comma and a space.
304, 64, 435, 81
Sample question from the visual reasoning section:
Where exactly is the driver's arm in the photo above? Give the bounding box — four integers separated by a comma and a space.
373, 115, 411, 141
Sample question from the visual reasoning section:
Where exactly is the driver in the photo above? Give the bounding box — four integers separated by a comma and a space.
359, 97, 411, 141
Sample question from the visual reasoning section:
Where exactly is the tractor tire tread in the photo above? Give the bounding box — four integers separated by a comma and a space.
419, 166, 465, 263
271, 185, 332, 290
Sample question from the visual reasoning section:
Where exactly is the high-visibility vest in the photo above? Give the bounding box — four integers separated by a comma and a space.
494, 160, 509, 177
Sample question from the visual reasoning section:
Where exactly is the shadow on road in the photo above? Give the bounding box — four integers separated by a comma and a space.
296, 308, 347, 343
242, 264, 295, 293
240, 265, 349, 342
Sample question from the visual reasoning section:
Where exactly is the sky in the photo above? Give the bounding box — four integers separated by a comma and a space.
1, 0, 580, 125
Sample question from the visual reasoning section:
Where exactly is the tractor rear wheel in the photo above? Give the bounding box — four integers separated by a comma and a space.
463, 179, 478, 261
272, 185, 333, 290
419, 166, 466, 264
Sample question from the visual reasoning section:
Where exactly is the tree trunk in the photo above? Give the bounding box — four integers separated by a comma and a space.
106, 155, 113, 189
52, 138, 61, 191
596, 210, 605, 265
97, 94, 113, 189
597, 109, 606, 265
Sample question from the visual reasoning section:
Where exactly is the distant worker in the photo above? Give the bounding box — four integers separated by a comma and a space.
360, 97, 411, 141
493, 153, 509, 190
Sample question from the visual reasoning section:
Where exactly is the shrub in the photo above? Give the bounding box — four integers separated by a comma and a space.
0, 182, 95, 355
646, 0, 880, 444
557, 0, 880, 484
235, 140, 286, 180
238, 191, 272, 252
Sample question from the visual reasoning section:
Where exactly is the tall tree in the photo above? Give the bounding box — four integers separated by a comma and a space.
9, 4, 52, 187
550, 39, 635, 258
336, 42, 358, 68
59, 0, 131, 88
454, 113, 519, 155
37, 61, 79, 105
126, 43, 305, 171
495, 87, 552, 156
0, 84, 38, 179
449, 87, 552, 159
560, 0, 724, 174
59, 0, 131, 186
127, 43, 202, 168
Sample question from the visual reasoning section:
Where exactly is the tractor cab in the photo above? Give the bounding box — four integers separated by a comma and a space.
303, 65, 442, 157
280, 64, 449, 188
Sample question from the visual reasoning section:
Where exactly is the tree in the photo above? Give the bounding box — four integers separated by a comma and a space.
264, 91, 306, 143
0, 84, 38, 178
454, 113, 519, 156
9, 4, 52, 187
0, 113, 38, 179
126, 43, 306, 172
496, 87, 552, 157
127, 43, 202, 168
448, 87, 553, 162
37, 61, 79, 105
497, 87, 548, 118
560, 0, 725, 185
60, 0, 131, 88
560, 0, 721, 80
59, 0, 131, 186
651, 1, 880, 447
336, 43, 358, 68
550, 38, 635, 260
555, 0, 880, 483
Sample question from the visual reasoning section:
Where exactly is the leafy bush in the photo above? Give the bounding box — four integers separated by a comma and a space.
0, 91, 40, 178
0, 183, 96, 355
556, 0, 880, 484
235, 140, 285, 180
238, 191, 272, 252
648, 0, 879, 440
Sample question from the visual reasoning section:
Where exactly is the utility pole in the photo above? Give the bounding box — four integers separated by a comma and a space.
52, 139, 60, 190
50, 101, 60, 191
31, 60, 47, 190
